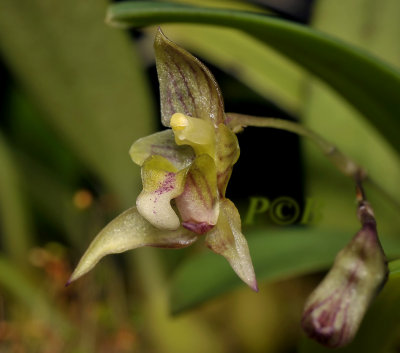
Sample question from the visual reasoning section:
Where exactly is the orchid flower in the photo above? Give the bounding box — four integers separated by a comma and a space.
68, 29, 257, 291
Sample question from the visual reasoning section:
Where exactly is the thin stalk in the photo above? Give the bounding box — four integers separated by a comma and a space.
226, 112, 400, 213
227, 112, 364, 179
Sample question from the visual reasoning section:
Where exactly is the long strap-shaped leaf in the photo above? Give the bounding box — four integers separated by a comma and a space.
170, 227, 400, 314
107, 1, 400, 154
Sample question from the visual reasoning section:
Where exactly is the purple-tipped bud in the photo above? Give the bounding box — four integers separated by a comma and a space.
302, 200, 388, 348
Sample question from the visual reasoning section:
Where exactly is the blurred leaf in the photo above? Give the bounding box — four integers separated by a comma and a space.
0, 0, 155, 207
302, 0, 400, 235
170, 227, 400, 314
4, 86, 91, 246
153, 0, 303, 113
127, 248, 226, 353
0, 132, 32, 265
161, 0, 267, 12
8, 86, 81, 184
107, 1, 400, 155
389, 259, 400, 278
17, 153, 92, 247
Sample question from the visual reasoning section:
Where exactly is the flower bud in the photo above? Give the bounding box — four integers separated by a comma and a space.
301, 200, 388, 348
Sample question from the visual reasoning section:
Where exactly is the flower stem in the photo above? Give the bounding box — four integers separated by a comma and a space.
226, 112, 400, 213
227, 112, 364, 179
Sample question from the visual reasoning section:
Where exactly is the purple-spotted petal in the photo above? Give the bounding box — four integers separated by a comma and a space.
205, 198, 257, 291
175, 154, 219, 234
67, 206, 197, 284
137, 155, 188, 230
130, 129, 194, 169
154, 28, 225, 127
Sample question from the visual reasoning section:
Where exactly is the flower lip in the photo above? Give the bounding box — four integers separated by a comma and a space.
182, 221, 214, 235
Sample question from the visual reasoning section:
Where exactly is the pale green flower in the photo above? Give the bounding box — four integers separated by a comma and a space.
68, 29, 257, 291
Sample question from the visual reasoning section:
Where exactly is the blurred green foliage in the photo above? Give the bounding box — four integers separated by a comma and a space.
0, 1, 400, 352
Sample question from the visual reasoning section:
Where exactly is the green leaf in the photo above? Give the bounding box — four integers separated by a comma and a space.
170, 227, 400, 314
106, 1, 400, 154
0, 0, 155, 207
389, 258, 400, 278
302, 0, 400, 234
0, 133, 32, 265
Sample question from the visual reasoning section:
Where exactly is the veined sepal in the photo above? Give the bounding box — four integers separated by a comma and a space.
67, 206, 197, 285
154, 28, 225, 127
205, 198, 257, 291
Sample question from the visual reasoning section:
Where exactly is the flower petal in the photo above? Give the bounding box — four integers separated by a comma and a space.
154, 28, 225, 127
137, 155, 188, 230
205, 199, 257, 291
129, 129, 194, 169
215, 124, 240, 196
175, 154, 219, 234
67, 206, 197, 284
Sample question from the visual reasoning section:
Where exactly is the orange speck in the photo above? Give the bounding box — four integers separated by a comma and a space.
73, 189, 93, 210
